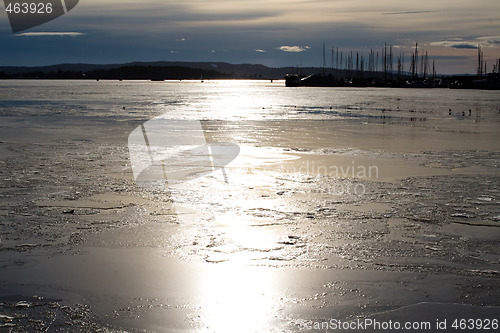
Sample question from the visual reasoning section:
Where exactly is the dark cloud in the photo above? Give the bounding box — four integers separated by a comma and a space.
16, 32, 85, 37
450, 44, 478, 49
382, 11, 435, 15
477, 36, 500, 46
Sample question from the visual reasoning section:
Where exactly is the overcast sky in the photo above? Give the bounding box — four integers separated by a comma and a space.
1, 0, 499, 73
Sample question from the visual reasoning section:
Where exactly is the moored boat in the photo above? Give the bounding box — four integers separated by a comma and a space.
285, 74, 301, 87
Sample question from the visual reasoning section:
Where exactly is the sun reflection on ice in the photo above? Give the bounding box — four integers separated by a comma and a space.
216, 213, 280, 251
194, 209, 291, 332
200, 80, 278, 121
199, 262, 280, 333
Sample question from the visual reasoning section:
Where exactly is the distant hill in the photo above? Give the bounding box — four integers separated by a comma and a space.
0, 61, 320, 80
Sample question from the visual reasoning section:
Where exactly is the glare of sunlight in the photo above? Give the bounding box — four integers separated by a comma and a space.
200, 81, 275, 120
216, 213, 279, 252
200, 263, 278, 332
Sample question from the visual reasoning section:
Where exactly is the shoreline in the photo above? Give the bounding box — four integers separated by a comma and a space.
1, 77, 499, 91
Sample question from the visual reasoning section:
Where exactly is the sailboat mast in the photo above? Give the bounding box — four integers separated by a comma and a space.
322, 43, 326, 74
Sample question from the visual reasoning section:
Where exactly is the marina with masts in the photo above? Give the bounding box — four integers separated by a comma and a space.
286, 42, 500, 89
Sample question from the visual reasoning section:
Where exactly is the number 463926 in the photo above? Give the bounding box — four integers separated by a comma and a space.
5, 2, 53, 14
451, 318, 498, 330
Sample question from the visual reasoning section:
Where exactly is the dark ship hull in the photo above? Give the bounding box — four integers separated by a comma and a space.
285, 73, 338, 87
